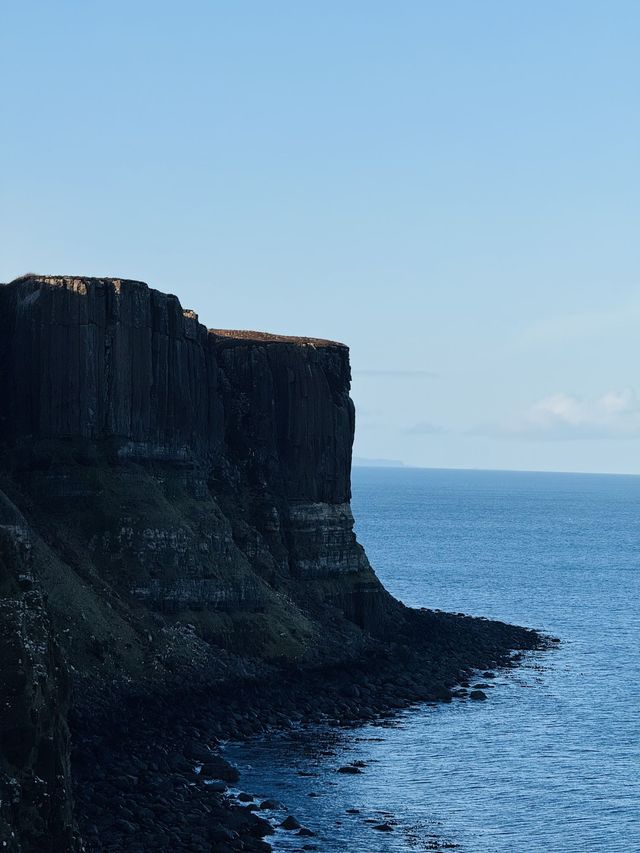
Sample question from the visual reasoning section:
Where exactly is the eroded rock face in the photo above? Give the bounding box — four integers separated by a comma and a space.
0, 274, 393, 674
286, 502, 370, 577
0, 276, 372, 610
0, 275, 393, 851
0, 492, 80, 853
213, 332, 354, 503
0, 277, 222, 457
213, 331, 367, 582
0, 277, 354, 505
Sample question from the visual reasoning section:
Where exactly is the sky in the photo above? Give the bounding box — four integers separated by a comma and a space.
1, 1, 639, 474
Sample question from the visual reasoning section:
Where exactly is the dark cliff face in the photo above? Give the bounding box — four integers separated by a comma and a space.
0, 276, 372, 597
0, 275, 397, 851
212, 333, 367, 581
0, 277, 354, 504
0, 273, 392, 657
0, 277, 222, 456
213, 332, 354, 504
0, 276, 354, 507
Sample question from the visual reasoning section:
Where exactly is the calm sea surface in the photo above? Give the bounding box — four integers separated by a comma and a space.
227, 468, 640, 852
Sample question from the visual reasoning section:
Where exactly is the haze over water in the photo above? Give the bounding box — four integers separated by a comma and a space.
229, 467, 640, 852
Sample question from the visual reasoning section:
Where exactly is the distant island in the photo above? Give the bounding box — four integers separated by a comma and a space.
353, 456, 405, 468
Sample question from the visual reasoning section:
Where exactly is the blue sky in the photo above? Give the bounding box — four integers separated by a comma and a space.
2, 1, 639, 473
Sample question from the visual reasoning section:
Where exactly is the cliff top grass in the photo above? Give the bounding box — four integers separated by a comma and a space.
209, 328, 346, 348
3, 274, 346, 348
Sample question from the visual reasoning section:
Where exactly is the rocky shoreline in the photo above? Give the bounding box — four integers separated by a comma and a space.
71, 610, 548, 852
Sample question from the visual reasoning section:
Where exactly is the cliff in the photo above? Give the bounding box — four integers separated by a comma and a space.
0, 275, 394, 849
0, 276, 380, 616
0, 275, 541, 852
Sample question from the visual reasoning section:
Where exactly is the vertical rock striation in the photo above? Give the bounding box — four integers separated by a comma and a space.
0, 276, 222, 457
212, 330, 369, 580
0, 276, 373, 608
0, 274, 391, 851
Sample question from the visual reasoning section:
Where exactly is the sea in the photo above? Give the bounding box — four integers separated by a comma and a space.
226, 467, 640, 852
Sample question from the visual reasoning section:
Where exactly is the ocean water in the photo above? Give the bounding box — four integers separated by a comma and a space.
227, 468, 640, 852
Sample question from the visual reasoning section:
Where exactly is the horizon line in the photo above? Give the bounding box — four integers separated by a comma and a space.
352, 463, 640, 478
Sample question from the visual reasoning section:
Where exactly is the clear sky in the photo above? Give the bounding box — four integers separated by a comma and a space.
2, 2, 639, 474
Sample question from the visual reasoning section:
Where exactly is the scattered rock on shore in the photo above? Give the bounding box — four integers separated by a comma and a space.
469, 689, 488, 701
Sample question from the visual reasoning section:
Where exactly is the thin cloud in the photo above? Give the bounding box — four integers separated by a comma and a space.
405, 421, 446, 435
520, 300, 640, 348
474, 389, 640, 441
354, 369, 438, 379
